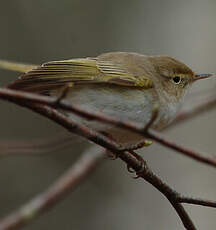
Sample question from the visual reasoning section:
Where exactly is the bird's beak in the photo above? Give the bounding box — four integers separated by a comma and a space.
194, 73, 214, 81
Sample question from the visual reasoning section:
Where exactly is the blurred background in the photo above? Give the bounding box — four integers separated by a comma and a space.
0, 0, 216, 229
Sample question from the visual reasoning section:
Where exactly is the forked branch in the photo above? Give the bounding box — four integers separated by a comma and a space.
0, 145, 105, 230
0, 87, 215, 168
0, 87, 216, 230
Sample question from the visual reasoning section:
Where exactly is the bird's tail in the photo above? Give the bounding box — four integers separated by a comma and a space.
0, 60, 38, 73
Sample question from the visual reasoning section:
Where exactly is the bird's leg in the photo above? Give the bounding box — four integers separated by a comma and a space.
100, 132, 147, 177
127, 150, 147, 178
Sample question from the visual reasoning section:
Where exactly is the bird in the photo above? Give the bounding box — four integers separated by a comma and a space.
0, 52, 213, 144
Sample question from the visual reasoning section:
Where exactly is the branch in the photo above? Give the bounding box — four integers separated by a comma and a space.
0, 87, 215, 168
178, 196, 216, 208
0, 98, 204, 230
146, 130, 216, 167
0, 87, 216, 230
0, 133, 79, 157
171, 97, 216, 127
0, 145, 105, 230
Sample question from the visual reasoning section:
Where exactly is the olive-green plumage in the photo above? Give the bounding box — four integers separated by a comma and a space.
0, 52, 213, 143
6, 52, 195, 93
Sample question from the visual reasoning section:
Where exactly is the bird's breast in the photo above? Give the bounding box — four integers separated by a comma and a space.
58, 85, 182, 143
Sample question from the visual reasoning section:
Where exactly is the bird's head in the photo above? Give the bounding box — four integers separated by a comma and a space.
148, 56, 213, 102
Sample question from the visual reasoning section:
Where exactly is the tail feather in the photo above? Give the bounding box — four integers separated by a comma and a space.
0, 60, 38, 73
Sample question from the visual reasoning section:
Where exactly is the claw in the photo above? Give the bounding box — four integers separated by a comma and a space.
108, 155, 117, 160
128, 150, 146, 179
127, 165, 135, 173
106, 150, 118, 160
133, 165, 145, 179
133, 174, 140, 179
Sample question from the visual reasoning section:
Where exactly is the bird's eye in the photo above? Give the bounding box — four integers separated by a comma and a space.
172, 76, 181, 84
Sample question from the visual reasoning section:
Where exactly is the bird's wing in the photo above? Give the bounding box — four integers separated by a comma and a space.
7, 58, 153, 92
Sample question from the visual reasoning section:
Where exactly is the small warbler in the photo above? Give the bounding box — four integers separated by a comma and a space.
0, 52, 213, 143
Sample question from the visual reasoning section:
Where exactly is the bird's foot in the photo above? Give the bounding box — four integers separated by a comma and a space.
127, 150, 147, 179
106, 149, 119, 160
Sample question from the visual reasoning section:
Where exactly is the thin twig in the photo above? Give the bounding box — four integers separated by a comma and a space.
0, 101, 201, 230
0, 145, 105, 230
178, 196, 216, 208
0, 87, 216, 229
146, 130, 216, 167
0, 87, 215, 168
171, 97, 216, 127
0, 133, 80, 157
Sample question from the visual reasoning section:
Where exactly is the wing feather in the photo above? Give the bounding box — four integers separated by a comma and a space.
8, 58, 153, 92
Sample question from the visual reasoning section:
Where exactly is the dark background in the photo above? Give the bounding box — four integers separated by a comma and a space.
0, 0, 216, 229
